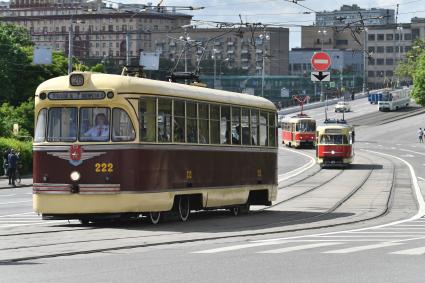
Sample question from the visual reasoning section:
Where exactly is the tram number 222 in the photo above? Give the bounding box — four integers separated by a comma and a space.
95, 163, 114, 173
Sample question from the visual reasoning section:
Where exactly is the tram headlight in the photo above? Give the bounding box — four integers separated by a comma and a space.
70, 171, 81, 182
331, 150, 335, 155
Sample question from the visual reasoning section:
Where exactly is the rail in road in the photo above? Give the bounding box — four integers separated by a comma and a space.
0, 107, 424, 263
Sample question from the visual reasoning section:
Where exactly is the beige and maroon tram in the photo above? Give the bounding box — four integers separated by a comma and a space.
316, 119, 354, 168
33, 72, 278, 224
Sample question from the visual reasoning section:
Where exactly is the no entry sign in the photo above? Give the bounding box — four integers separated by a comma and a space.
311, 52, 331, 72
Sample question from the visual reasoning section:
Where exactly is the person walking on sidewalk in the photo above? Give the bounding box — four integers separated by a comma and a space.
2, 149, 9, 177
7, 149, 18, 187
418, 128, 424, 143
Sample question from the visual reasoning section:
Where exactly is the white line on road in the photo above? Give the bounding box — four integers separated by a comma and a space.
192, 241, 286, 254
391, 246, 425, 255
277, 148, 316, 182
258, 242, 342, 254
0, 212, 34, 218
324, 242, 403, 254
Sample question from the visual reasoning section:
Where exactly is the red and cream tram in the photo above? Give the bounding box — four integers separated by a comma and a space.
316, 119, 354, 168
33, 72, 278, 224
281, 114, 316, 148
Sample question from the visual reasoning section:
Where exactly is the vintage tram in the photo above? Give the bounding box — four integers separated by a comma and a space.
281, 114, 316, 148
33, 72, 278, 224
316, 119, 354, 168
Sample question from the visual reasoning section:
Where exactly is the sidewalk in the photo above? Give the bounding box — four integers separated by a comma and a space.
0, 175, 32, 189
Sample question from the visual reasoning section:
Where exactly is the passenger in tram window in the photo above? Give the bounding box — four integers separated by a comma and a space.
174, 120, 184, 142
84, 113, 109, 140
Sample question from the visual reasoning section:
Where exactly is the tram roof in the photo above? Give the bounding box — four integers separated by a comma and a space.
35, 72, 276, 111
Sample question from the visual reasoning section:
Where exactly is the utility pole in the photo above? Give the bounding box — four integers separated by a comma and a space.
363, 28, 367, 94
126, 32, 131, 66
68, 20, 73, 74
212, 49, 217, 88
261, 49, 265, 97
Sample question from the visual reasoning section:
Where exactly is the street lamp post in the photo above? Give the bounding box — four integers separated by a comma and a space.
363, 28, 368, 94
259, 33, 270, 97
68, 21, 73, 74
317, 29, 327, 101
212, 48, 217, 88
397, 26, 403, 87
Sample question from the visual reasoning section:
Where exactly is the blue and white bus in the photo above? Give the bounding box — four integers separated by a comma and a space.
378, 88, 410, 111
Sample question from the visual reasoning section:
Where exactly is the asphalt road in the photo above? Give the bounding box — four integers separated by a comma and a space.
2, 97, 425, 283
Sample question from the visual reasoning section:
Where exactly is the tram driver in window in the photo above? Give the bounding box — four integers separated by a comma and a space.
84, 113, 109, 140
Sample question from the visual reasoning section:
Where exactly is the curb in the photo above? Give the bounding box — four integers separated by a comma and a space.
0, 184, 32, 190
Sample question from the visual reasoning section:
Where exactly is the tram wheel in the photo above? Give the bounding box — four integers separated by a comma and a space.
178, 196, 190, 222
149, 212, 162, 224
79, 219, 90, 225
230, 206, 240, 216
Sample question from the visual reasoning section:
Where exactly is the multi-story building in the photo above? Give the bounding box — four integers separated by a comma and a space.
316, 4, 395, 27
161, 27, 289, 76
0, 0, 289, 76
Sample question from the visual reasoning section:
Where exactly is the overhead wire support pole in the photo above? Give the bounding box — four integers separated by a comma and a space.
68, 17, 73, 74
126, 32, 131, 66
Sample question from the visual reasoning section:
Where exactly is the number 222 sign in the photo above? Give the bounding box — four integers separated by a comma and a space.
95, 163, 113, 173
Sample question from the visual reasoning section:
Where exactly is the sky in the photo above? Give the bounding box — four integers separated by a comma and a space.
120, 0, 425, 48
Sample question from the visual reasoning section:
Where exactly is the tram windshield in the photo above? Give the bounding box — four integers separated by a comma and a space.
296, 121, 315, 132
319, 134, 348, 144
80, 108, 110, 142
47, 108, 78, 142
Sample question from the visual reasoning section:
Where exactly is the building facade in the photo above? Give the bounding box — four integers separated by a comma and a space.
316, 4, 395, 27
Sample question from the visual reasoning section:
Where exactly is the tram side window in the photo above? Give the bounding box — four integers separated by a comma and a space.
173, 100, 185, 143
79, 108, 110, 142
140, 98, 156, 142
220, 106, 231, 144
187, 102, 198, 143
241, 108, 250, 145
250, 109, 259, 146
158, 99, 172, 142
268, 112, 277, 147
47, 108, 77, 142
231, 107, 241, 145
259, 111, 268, 146
199, 103, 209, 144
112, 108, 135, 142
34, 109, 47, 142
210, 104, 220, 144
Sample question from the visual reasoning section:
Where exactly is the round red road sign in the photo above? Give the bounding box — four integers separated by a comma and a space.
311, 52, 331, 72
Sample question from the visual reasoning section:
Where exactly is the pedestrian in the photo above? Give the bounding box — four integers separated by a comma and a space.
418, 128, 424, 143
7, 149, 18, 187
2, 149, 9, 177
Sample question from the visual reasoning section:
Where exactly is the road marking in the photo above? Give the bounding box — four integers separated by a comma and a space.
258, 242, 342, 254
323, 242, 402, 254
391, 246, 425, 255
0, 212, 34, 218
400, 149, 425, 156
192, 241, 286, 254
418, 177, 425, 181
278, 148, 315, 182
253, 150, 425, 243
0, 200, 32, 205
401, 154, 415, 158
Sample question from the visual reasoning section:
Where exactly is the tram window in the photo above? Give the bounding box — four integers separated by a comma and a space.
319, 134, 348, 144
231, 107, 241, 145
296, 121, 315, 132
259, 111, 268, 146
242, 108, 250, 145
268, 112, 277, 147
47, 108, 77, 142
139, 98, 156, 142
250, 109, 259, 146
34, 109, 47, 142
173, 100, 185, 143
112, 108, 135, 142
79, 108, 110, 142
199, 103, 209, 144
158, 99, 172, 142
220, 106, 231, 145
187, 102, 198, 143
210, 104, 220, 144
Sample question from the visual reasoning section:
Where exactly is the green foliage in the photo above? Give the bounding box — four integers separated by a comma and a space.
0, 98, 34, 138
0, 137, 32, 175
411, 53, 425, 106
395, 39, 425, 79
90, 63, 105, 73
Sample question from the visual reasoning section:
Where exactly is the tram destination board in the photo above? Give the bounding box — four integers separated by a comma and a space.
47, 91, 106, 100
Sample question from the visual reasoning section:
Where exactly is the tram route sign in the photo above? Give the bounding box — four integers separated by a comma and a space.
311, 71, 330, 82
311, 52, 331, 72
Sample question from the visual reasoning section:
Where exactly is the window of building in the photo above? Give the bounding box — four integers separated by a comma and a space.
336, 40, 348, 45
368, 46, 375, 53
377, 34, 385, 41
368, 71, 375, 77
140, 97, 156, 142
386, 58, 394, 65
368, 58, 375, 65
386, 34, 393, 40
376, 46, 384, 53
386, 46, 393, 53
377, 58, 384, 65
405, 46, 411, 52
404, 33, 412, 40
368, 34, 375, 41
386, 70, 394, 76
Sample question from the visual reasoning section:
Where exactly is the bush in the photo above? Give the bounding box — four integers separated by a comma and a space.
0, 137, 32, 175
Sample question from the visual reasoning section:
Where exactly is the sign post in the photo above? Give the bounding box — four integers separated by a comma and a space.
311, 52, 332, 102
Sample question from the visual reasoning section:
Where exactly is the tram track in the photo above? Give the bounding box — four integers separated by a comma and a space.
0, 151, 402, 263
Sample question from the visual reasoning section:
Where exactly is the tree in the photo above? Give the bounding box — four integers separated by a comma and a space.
395, 39, 425, 80
0, 98, 34, 137
411, 53, 425, 106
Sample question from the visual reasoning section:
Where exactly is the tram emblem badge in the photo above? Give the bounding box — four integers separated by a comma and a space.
47, 145, 106, 166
